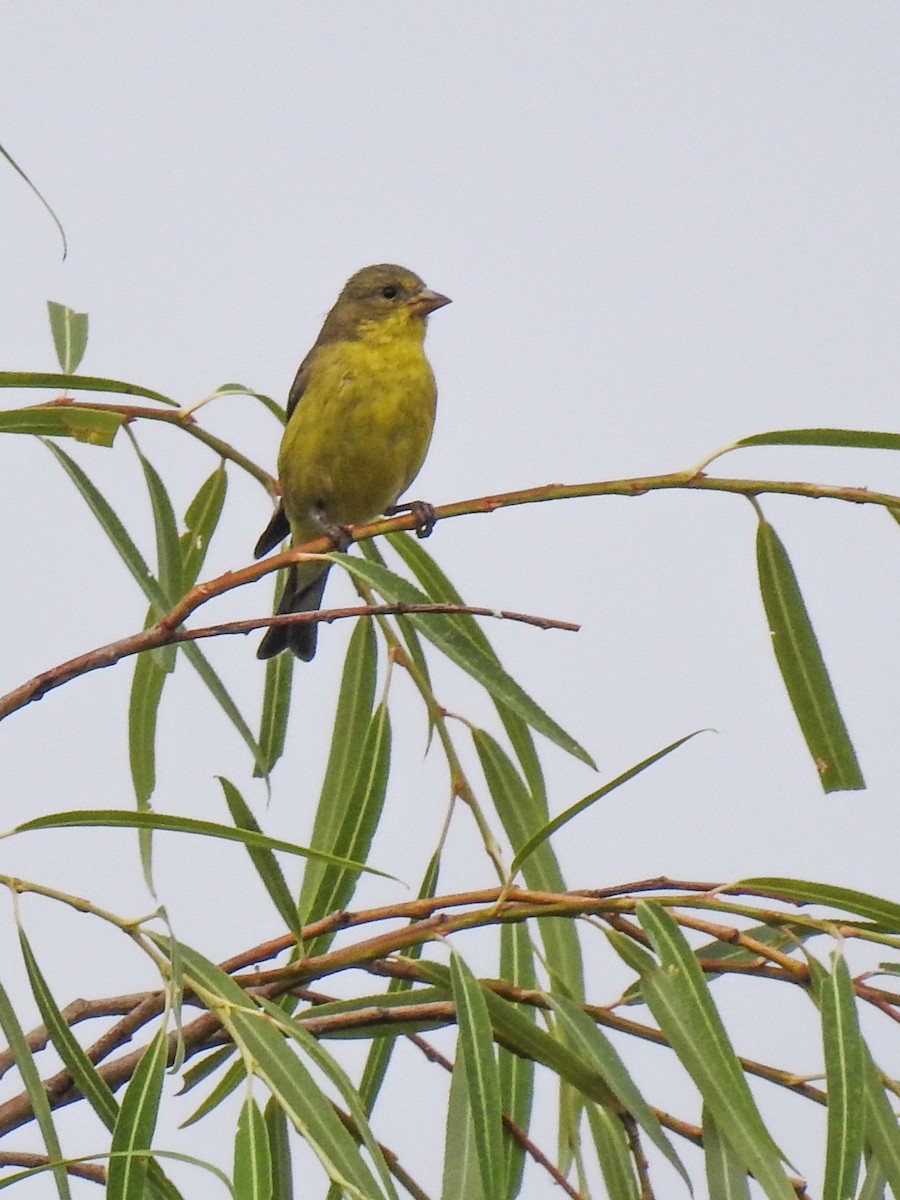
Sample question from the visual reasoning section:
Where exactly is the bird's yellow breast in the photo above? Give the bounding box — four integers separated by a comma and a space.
277, 315, 437, 539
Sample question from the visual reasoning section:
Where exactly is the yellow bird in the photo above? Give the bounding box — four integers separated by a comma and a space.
255, 264, 451, 660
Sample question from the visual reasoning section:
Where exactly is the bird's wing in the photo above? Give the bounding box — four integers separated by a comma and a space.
255, 345, 321, 558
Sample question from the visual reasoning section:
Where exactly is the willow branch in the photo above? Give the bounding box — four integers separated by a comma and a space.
3, 465, 899, 722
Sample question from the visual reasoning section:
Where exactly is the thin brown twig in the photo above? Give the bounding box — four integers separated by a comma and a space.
0, 1151, 106, 1186
5, 465, 900, 721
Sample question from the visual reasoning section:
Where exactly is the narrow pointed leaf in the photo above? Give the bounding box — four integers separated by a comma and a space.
740, 878, 900, 930
473, 729, 584, 998
180, 463, 227, 587
108, 1026, 168, 1200
756, 518, 863, 792
265, 1098, 294, 1200
511, 731, 703, 877
357, 858, 443, 1117
299, 619, 377, 922
255, 640, 293, 778
857, 1155, 888, 1200
703, 1105, 751, 1200
861, 1051, 900, 1197
11, 809, 394, 878
18, 926, 118, 1129
177, 1046, 237, 1097
0, 370, 177, 405
820, 951, 864, 1200
301, 698, 391, 948
585, 1103, 640, 1200
47, 301, 89, 373
129, 647, 168, 805
44, 438, 263, 766
0, 404, 124, 444
547, 993, 691, 1190
234, 1095, 272, 1200
635, 903, 794, 1200
417, 962, 618, 1110
441, 1052, 483, 1200
335, 553, 594, 767
256, 997, 400, 1200
0, 142, 67, 255
0, 975, 71, 1199
386, 531, 548, 808
735, 428, 900, 452
180, 1060, 246, 1129
450, 950, 505, 1200
213, 381, 286, 424
170, 941, 389, 1200
499, 920, 535, 1199
218, 776, 302, 938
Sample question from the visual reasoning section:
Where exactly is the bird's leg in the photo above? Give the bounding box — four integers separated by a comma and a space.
311, 503, 353, 552
386, 500, 436, 539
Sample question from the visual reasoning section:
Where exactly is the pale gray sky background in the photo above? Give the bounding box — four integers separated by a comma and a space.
2, 5, 900, 1197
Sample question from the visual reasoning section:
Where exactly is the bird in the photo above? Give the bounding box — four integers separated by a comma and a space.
255, 263, 451, 660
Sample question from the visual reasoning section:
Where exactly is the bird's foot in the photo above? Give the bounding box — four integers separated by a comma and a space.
320, 521, 353, 552
387, 500, 437, 539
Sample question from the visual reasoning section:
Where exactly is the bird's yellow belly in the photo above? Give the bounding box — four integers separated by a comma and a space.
278, 340, 437, 532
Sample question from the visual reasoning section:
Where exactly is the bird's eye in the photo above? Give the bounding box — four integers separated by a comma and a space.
379, 285, 399, 300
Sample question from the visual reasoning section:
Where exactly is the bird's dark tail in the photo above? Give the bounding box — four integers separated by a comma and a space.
256, 564, 330, 661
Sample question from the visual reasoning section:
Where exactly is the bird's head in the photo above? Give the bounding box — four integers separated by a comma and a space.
323, 264, 451, 343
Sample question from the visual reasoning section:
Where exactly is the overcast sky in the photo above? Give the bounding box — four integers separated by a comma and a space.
2, 6, 900, 1197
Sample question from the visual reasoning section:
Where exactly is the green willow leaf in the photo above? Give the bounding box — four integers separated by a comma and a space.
511, 731, 703, 878
861, 1051, 900, 1198
218, 776, 303, 938
498, 921, 535, 1200
108, 1027, 168, 1200
385, 531, 547, 804
585, 1104, 640, 1200
0, 370, 177, 405
256, 998, 400, 1200
301, 703, 391, 943
473, 729, 584, 999
735, 428, 900, 452
10, 809, 394, 878
450, 950, 506, 1200
635, 903, 794, 1200
442, 1052, 483, 1200
44, 438, 264, 768
0, 142, 67, 255
547, 993, 691, 1190
417, 962, 614, 1111
298, 618, 377, 925
47, 301, 89, 374
234, 1094, 272, 1200
819, 951, 864, 1200
180, 463, 227, 587
264, 1098, 294, 1200
857, 1154, 889, 1200
334, 552, 595, 768
740, 878, 900, 931
255, 647, 294, 778
177, 1046, 237, 1098
756, 518, 863, 792
18, 926, 118, 1128
212, 381, 286, 424
180, 1060, 245, 1129
0, 974, 71, 1199
703, 1104, 751, 1200
0, 404, 125, 444
129, 648, 168, 806
168, 941, 389, 1200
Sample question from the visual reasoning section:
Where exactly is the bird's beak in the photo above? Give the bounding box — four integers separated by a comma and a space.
408, 288, 451, 317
